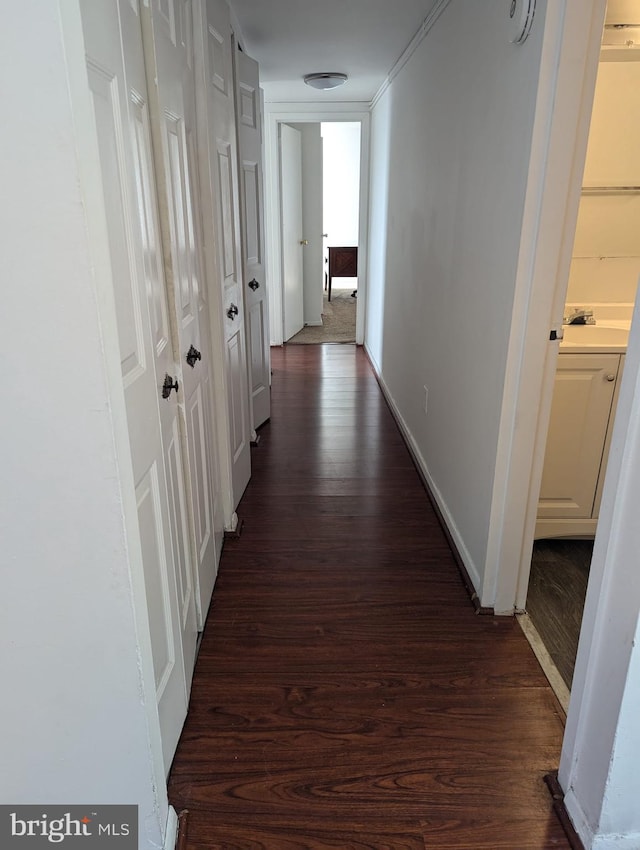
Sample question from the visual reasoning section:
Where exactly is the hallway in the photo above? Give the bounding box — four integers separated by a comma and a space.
168, 345, 569, 849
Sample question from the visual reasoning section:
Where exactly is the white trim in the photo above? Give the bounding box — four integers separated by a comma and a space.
483, 0, 608, 612
371, 0, 453, 110
225, 511, 239, 534
164, 806, 178, 850
563, 789, 596, 850
365, 344, 482, 592
264, 105, 371, 347
557, 295, 640, 848
563, 789, 640, 850
264, 101, 371, 112
517, 614, 570, 713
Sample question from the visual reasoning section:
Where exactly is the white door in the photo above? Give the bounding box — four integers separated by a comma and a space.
281, 123, 305, 341
235, 48, 271, 429
144, 0, 224, 625
80, 0, 197, 774
193, 0, 252, 508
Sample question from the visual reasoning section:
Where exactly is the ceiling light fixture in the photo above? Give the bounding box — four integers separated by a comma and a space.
303, 73, 348, 91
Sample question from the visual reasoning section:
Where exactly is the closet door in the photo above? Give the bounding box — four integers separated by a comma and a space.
235, 47, 271, 430
193, 0, 252, 508
80, 0, 197, 774
143, 0, 224, 625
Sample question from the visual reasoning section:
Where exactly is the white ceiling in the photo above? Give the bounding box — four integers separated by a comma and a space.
230, 0, 438, 103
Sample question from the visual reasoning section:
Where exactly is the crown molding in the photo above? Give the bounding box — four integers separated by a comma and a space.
370, 0, 452, 110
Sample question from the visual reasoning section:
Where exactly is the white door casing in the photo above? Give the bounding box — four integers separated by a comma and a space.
235, 47, 271, 430
263, 107, 371, 347
142, 0, 224, 625
80, 0, 196, 774
192, 0, 252, 509
280, 123, 305, 342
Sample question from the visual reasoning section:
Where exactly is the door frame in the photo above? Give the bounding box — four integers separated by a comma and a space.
264, 103, 371, 346
484, 0, 608, 613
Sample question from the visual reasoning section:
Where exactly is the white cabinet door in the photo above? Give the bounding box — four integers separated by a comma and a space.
538, 353, 620, 519
80, 0, 196, 774
193, 0, 252, 508
144, 0, 224, 626
235, 48, 271, 430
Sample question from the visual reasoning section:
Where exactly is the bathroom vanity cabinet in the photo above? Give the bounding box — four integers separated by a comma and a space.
536, 351, 625, 538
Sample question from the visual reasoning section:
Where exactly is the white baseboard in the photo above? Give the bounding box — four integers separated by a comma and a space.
224, 511, 239, 533
164, 805, 178, 850
592, 833, 640, 850
364, 344, 481, 595
304, 320, 324, 327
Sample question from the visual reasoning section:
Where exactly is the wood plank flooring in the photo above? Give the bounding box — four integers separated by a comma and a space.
168, 344, 569, 850
528, 540, 593, 689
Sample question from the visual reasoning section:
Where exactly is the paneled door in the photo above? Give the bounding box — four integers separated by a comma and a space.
80, 0, 197, 774
280, 123, 305, 342
192, 0, 252, 508
143, 0, 224, 625
235, 48, 271, 430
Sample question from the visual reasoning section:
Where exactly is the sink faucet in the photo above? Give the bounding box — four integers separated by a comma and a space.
564, 307, 596, 325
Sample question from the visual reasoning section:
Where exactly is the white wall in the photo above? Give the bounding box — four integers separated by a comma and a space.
365, 0, 547, 592
0, 5, 167, 846
560, 295, 640, 849
567, 58, 640, 306
291, 123, 324, 325
322, 122, 361, 247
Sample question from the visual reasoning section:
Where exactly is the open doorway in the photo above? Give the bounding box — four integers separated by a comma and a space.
522, 4, 640, 709
262, 108, 370, 348
284, 121, 361, 344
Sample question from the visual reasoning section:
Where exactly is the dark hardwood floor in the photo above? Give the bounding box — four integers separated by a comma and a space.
168, 344, 570, 850
528, 540, 593, 689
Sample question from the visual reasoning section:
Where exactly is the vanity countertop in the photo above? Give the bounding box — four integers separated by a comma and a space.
559, 320, 630, 354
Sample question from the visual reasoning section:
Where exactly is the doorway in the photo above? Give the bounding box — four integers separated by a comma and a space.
521, 6, 640, 709
280, 122, 362, 344
263, 108, 370, 348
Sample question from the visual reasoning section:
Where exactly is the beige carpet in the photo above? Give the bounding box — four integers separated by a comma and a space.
288, 285, 357, 344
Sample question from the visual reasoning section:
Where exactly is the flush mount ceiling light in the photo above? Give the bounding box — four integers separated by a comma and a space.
303, 73, 348, 91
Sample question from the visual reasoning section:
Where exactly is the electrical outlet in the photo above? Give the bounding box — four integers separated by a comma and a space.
423, 385, 429, 415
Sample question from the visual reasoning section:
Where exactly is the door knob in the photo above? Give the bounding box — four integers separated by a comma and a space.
300, 239, 309, 246
606, 374, 616, 382
186, 345, 201, 368
248, 278, 260, 291
162, 374, 179, 399
227, 303, 239, 319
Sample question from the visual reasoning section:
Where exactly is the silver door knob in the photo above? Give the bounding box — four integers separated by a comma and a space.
300, 239, 309, 246
606, 374, 616, 382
